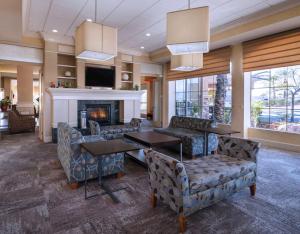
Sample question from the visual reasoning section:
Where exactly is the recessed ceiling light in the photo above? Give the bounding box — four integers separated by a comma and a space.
145, 33, 151, 37
52, 29, 58, 33
140, 46, 145, 49
86, 18, 92, 22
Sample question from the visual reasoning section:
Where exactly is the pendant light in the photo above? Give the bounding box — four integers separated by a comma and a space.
75, 0, 117, 61
166, 0, 209, 55
171, 53, 203, 71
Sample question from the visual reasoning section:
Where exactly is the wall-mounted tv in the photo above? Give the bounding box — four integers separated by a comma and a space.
85, 66, 115, 88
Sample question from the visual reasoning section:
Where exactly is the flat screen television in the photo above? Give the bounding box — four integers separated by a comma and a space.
85, 66, 115, 88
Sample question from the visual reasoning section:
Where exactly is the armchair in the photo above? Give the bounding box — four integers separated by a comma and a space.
8, 109, 35, 134
57, 122, 124, 188
145, 136, 260, 232
89, 118, 142, 139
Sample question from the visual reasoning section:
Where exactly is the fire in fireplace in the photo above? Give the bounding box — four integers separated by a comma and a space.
87, 104, 111, 125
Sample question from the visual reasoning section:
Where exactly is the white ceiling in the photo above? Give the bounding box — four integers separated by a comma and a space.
23, 0, 300, 55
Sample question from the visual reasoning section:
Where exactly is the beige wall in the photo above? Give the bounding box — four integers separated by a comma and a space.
3, 77, 11, 98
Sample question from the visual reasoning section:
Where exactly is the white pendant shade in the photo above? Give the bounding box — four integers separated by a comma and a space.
171, 53, 203, 71
167, 6, 209, 55
75, 21, 117, 61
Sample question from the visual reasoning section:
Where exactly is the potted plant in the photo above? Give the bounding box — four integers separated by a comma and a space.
0, 97, 12, 112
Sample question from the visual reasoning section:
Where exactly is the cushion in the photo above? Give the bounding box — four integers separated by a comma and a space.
183, 154, 256, 194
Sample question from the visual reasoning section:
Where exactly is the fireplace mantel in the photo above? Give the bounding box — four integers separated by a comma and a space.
47, 88, 144, 100
44, 88, 144, 142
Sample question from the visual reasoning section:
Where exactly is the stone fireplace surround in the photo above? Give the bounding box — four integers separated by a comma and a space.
46, 88, 144, 143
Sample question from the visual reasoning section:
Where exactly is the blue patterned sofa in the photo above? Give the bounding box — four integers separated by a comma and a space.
57, 122, 124, 187
145, 136, 261, 232
154, 116, 218, 158
89, 118, 142, 140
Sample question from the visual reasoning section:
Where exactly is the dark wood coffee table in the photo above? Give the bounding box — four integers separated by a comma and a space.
80, 139, 140, 201
124, 131, 183, 164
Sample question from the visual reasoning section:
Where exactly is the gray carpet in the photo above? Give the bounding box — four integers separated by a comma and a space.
0, 133, 300, 234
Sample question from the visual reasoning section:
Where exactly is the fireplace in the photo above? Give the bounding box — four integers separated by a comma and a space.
77, 100, 120, 128
87, 104, 111, 125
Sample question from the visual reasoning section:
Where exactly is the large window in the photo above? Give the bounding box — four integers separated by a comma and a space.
175, 74, 231, 124
250, 65, 300, 133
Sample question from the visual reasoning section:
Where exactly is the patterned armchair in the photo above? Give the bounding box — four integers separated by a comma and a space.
8, 109, 35, 134
57, 122, 124, 187
145, 136, 260, 233
89, 118, 142, 140
154, 116, 218, 158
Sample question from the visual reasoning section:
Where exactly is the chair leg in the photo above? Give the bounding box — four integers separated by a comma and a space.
178, 214, 187, 233
250, 184, 256, 196
150, 192, 157, 208
116, 172, 125, 178
69, 182, 80, 190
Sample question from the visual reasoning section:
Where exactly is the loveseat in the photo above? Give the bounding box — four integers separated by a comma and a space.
145, 136, 260, 232
8, 109, 35, 134
154, 116, 218, 158
89, 118, 142, 140
57, 122, 124, 187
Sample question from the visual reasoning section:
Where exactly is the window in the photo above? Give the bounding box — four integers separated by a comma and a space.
140, 84, 147, 116
250, 65, 300, 133
175, 74, 232, 124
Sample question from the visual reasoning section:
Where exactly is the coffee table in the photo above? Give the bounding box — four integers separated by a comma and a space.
124, 131, 183, 164
80, 139, 140, 202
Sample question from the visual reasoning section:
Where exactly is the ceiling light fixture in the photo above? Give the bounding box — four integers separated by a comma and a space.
145, 33, 151, 37
171, 53, 203, 71
75, 0, 117, 61
140, 46, 145, 49
52, 29, 58, 33
86, 18, 92, 22
166, 0, 209, 55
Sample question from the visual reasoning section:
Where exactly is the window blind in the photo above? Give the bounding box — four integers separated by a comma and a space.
167, 46, 231, 80
243, 28, 300, 72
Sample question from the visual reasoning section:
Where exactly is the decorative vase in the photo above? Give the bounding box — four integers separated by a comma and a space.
65, 71, 71, 77
122, 73, 129, 81
1, 105, 8, 112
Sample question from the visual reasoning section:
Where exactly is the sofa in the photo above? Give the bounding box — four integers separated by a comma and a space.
154, 116, 218, 158
8, 109, 35, 134
145, 136, 260, 233
89, 118, 142, 140
57, 122, 124, 186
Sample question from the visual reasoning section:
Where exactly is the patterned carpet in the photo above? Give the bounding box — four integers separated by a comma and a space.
0, 133, 300, 233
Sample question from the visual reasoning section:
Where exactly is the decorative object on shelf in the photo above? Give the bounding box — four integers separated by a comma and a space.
122, 73, 129, 81
134, 85, 139, 91
0, 96, 11, 112
167, 0, 209, 55
50, 81, 56, 88
171, 53, 203, 71
80, 111, 87, 129
75, 0, 117, 61
64, 71, 72, 77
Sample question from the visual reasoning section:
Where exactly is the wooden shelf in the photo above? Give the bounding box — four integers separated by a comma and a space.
57, 64, 76, 68
121, 80, 133, 83
121, 70, 133, 74
57, 76, 77, 80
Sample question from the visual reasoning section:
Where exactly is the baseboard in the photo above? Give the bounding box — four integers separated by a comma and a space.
248, 137, 300, 153
43, 135, 52, 143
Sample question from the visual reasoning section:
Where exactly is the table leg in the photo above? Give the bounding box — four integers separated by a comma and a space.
202, 132, 206, 156
180, 143, 183, 162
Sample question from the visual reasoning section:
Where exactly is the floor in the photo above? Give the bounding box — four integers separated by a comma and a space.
0, 133, 300, 234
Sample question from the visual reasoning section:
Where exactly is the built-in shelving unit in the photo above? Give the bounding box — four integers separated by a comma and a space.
121, 61, 134, 90
57, 54, 77, 88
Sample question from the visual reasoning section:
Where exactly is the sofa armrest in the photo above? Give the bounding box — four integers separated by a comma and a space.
144, 149, 189, 213
217, 136, 261, 162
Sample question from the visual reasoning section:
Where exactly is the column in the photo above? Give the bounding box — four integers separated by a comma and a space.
230, 43, 251, 137
17, 64, 34, 114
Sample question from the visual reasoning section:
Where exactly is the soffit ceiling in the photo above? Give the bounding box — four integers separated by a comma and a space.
23, 0, 300, 55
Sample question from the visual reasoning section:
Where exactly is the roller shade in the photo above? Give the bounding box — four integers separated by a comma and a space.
167, 46, 231, 80
243, 28, 300, 72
